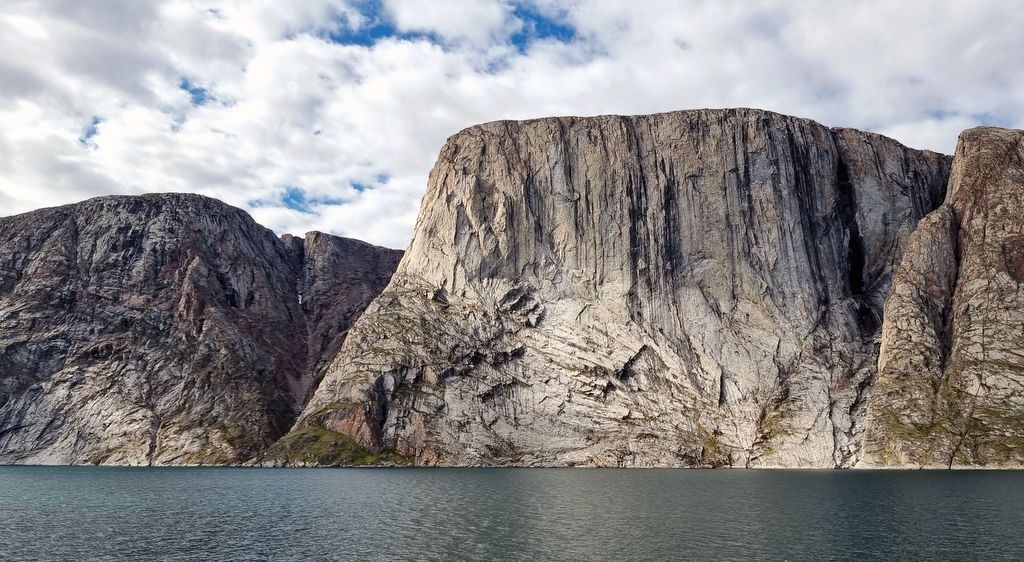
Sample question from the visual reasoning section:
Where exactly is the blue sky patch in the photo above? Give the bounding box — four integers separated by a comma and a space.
281, 187, 309, 212
510, 5, 576, 51
324, 0, 575, 52
352, 174, 390, 192
280, 187, 345, 213
325, 18, 438, 47
327, 20, 397, 47
324, 0, 428, 46
179, 78, 212, 106
78, 116, 102, 148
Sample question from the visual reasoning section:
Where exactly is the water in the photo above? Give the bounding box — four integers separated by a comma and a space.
1, 467, 1022, 561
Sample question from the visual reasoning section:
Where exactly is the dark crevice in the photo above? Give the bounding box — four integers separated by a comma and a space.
935, 214, 961, 384
847, 230, 866, 295
836, 158, 866, 296
835, 155, 879, 335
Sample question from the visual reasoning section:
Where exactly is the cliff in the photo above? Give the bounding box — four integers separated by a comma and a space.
284, 108, 953, 467
5, 110, 1022, 469
0, 194, 400, 465
863, 127, 1024, 468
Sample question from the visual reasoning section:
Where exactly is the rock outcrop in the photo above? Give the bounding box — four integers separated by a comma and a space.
863, 127, 1024, 468
0, 194, 400, 465
287, 108, 952, 467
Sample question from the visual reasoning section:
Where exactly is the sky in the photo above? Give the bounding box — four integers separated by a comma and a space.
0, 1, 1021, 249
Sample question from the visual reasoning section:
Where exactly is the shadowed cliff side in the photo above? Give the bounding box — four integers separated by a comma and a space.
0, 194, 400, 465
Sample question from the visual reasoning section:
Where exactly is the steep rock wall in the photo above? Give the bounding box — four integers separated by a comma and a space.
0, 194, 400, 465
864, 127, 1024, 468
291, 109, 950, 467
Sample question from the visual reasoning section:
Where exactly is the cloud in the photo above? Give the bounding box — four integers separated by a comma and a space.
383, 0, 515, 45
0, 0, 1021, 248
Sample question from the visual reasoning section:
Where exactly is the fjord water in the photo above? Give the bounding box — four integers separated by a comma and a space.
1, 467, 1022, 561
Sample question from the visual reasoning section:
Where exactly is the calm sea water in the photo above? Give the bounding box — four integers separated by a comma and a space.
1, 467, 1022, 561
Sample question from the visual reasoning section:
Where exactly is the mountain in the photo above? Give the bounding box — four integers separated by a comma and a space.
863, 127, 1024, 468
0, 194, 400, 465
3, 110, 1021, 468
281, 108, 956, 467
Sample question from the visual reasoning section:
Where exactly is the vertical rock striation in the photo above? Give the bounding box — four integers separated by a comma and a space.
10, 112, 1021, 469
292, 232, 404, 403
0, 194, 400, 465
290, 109, 951, 467
863, 127, 1024, 467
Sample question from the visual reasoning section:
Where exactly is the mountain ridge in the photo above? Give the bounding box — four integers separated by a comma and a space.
2, 110, 1022, 468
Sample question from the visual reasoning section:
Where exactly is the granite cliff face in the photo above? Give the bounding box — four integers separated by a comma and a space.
0, 194, 400, 465
288, 109, 953, 468
863, 127, 1024, 468
5, 111, 1021, 469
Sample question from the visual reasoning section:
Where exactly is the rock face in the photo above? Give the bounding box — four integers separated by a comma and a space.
7, 112, 1021, 469
863, 127, 1024, 468
290, 109, 952, 467
0, 194, 400, 465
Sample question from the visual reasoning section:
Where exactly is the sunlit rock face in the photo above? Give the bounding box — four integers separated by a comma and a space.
10, 112, 1020, 469
864, 127, 1024, 468
293, 108, 951, 468
0, 194, 400, 465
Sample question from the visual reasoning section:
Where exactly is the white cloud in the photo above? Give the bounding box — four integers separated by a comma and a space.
0, 0, 1021, 248
383, 0, 515, 45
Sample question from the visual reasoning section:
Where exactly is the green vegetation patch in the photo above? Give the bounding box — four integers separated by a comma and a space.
265, 425, 412, 467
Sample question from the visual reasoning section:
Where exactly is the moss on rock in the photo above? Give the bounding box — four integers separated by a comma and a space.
265, 425, 412, 467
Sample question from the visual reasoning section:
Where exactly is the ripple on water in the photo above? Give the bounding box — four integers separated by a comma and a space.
1, 467, 1023, 561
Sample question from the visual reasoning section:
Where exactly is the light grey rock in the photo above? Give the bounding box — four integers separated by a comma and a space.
863, 127, 1024, 468
290, 109, 950, 467
0, 194, 400, 465
13, 111, 1019, 470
